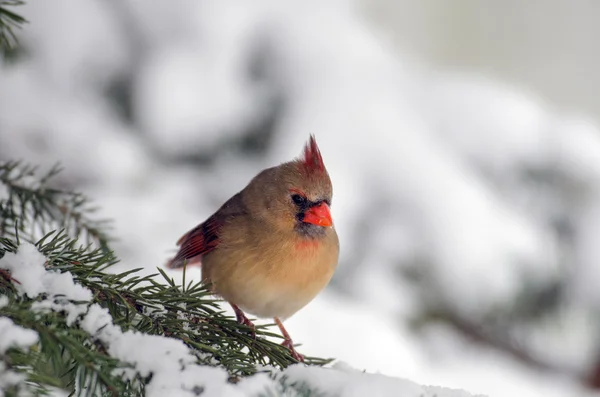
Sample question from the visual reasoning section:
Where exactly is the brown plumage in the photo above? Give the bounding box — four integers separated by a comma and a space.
166, 135, 339, 361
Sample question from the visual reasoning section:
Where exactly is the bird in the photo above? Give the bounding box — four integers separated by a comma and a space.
166, 135, 339, 361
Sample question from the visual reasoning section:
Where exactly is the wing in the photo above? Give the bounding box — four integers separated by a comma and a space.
166, 193, 247, 269
166, 215, 221, 269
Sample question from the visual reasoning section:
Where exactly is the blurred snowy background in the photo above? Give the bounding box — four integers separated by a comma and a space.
2, 1, 600, 396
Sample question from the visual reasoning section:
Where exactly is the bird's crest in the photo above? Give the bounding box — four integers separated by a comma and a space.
300, 135, 326, 173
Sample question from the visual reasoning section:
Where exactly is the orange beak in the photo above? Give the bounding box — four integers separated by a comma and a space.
303, 202, 333, 227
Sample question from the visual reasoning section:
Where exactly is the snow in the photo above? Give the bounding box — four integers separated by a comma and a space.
0, 317, 38, 397
281, 362, 481, 397
0, 243, 89, 301
0, 362, 27, 397
0, 242, 92, 325
0, 317, 38, 354
2, 1, 600, 396
80, 305, 245, 397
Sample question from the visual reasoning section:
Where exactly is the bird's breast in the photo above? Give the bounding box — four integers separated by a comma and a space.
203, 229, 339, 319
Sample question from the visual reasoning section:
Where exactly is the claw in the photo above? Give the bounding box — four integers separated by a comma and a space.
281, 338, 304, 362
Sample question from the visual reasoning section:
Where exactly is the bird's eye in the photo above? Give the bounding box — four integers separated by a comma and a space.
291, 194, 307, 206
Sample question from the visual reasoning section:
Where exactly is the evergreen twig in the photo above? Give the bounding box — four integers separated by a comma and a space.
0, 0, 27, 57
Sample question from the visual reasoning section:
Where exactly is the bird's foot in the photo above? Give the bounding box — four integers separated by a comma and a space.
273, 317, 304, 362
231, 303, 256, 338
236, 312, 256, 330
281, 338, 304, 362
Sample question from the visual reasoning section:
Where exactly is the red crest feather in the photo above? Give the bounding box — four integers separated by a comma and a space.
301, 135, 325, 173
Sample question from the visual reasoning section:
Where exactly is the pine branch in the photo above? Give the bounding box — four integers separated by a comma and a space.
0, 0, 27, 57
0, 162, 332, 396
0, 161, 112, 250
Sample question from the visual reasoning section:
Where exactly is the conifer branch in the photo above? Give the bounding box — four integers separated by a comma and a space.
0, 162, 332, 396
0, 0, 27, 57
0, 162, 112, 250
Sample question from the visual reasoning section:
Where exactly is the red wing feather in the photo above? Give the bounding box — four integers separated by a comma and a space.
166, 216, 221, 269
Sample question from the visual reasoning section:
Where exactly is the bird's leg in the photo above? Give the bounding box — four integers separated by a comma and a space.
230, 303, 256, 337
274, 317, 304, 362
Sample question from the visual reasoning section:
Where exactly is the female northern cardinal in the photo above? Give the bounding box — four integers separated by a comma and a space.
166, 135, 339, 361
